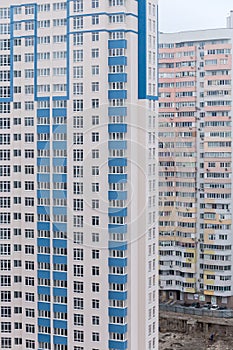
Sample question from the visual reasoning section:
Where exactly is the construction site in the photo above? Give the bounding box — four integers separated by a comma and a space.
159, 310, 233, 350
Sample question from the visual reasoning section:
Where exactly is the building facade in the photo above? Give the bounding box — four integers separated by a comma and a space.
159, 23, 233, 307
0, 1, 158, 350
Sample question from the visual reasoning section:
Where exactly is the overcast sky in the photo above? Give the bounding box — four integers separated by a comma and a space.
159, 0, 233, 32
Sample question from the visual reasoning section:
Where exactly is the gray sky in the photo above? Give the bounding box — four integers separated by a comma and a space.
159, 0, 233, 32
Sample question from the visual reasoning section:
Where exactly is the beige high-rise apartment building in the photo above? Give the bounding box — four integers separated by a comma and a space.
159, 14, 233, 307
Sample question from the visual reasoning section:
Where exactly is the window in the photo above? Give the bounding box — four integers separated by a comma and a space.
73, 232, 83, 244
74, 297, 84, 310
92, 250, 100, 259
74, 0, 83, 13
92, 32, 99, 41
92, 115, 99, 125
73, 100, 83, 112
92, 65, 99, 75
73, 116, 83, 128
92, 99, 99, 109
92, 0, 99, 8
1, 322, 11, 333
73, 149, 83, 161
73, 182, 83, 194
92, 332, 100, 341
74, 314, 84, 325
73, 166, 83, 178
73, 199, 84, 211
74, 330, 84, 342
92, 299, 100, 309
92, 48, 99, 58
25, 117, 34, 126
73, 83, 83, 95
74, 265, 84, 277
74, 248, 83, 260
92, 183, 99, 192
1, 337, 11, 348
74, 281, 84, 293
74, 49, 83, 62
92, 283, 99, 292
92, 15, 99, 25
92, 132, 99, 142
92, 266, 100, 276
92, 82, 99, 92
92, 216, 99, 226
92, 200, 99, 209
74, 66, 83, 78
74, 33, 83, 46
92, 150, 99, 159
73, 16, 83, 29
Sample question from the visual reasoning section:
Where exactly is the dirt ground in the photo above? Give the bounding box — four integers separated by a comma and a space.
159, 332, 233, 350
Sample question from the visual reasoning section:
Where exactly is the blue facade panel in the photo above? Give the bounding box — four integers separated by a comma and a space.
38, 318, 51, 327
53, 206, 67, 215
108, 158, 127, 167
108, 174, 127, 183
53, 288, 67, 297
53, 304, 67, 313
52, 125, 67, 133
53, 320, 67, 329
53, 190, 67, 199
37, 109, 50, 117
37, 238, 50, 247
108, 207, 127, 217
53, 174, 67, 182
108, 258, 128, 267
53, 223, 67, 231
108, 107, 127, 116
37, 206, 50, 215
53, 271, 67, 281
53, 255, 67, 264
37, 158, 50, 166
108, 124, 127, 133
109, 340, 128, 349
37, 174, 50, 182
52, 108, 67, 117
108, 90, 127, 99
109, 307, 128, 317
108, 141, 127, 150
53, 239, 67, 248
108, 56, 127, 66
108, 291, 128, 300
38, 334, 51, 343
108, 39, 127, 49
108, 191, 127, 200
38, 286, 50, 295
37, 254, 50, 263
37, 141, 50, 150
38, 270, 50, 279
37, 222, 50, 230
108, 224, 127, 233
38, 302, 50, 311
108, 274, 128, 284
53, 336, 67, 345
109, 324, 127, 334
37, 125, 50, 133
108, 242, 128, 251
52, 141, 67, 150
108, 73, 127, 83
37, 190, 50, 199
53, 158, 67, 166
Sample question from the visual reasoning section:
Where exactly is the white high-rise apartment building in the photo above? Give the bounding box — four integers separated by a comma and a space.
0, 1, 158, 350
159, 16, 233, 307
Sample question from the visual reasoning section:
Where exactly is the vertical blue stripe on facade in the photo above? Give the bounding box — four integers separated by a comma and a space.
108, 34, 128, 347
138, 0, 147, 99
